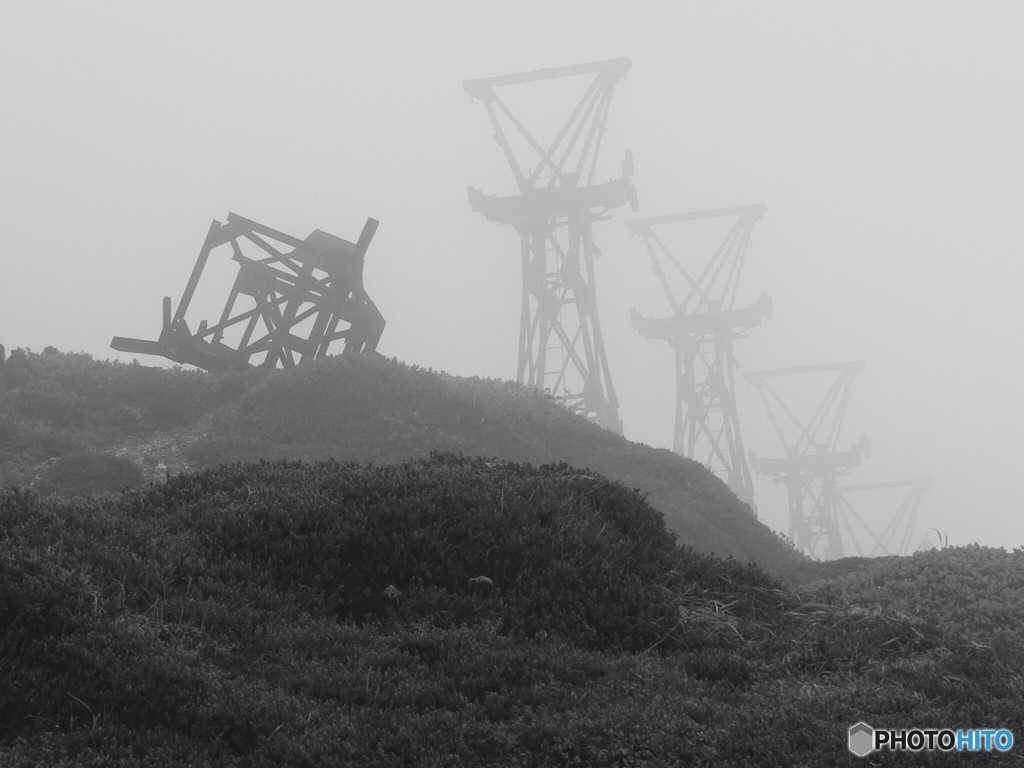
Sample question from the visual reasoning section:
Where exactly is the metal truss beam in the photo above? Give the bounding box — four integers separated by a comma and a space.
745, 361, 868, 559
628, 204, 769, 507
465, 59, 635, 432
112, 213, 385, 371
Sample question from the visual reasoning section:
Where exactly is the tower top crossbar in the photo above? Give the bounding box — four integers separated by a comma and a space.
745, 361, 866, 466
464, 58, 635, 197
464, 58, 631, 98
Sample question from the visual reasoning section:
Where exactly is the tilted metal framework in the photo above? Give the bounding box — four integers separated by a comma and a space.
745, 362, 869, 559
837, 478, 932, 557
627, 205, 770, 507
464, 58, 637, 432
111, 213, 385, 371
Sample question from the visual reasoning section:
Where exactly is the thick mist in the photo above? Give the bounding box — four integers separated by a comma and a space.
2, 2, 1022, 551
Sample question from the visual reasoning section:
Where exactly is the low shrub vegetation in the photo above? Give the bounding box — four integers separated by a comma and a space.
1, 456, 1020, 765
0, 348, 257, 463
799, 544, 1024, 661
35, 452, 144, 497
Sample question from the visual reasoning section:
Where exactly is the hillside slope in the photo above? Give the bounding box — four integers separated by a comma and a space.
0, 349, 801, 573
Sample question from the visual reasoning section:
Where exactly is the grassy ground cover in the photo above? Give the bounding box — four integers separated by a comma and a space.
1, 456, 1020, 766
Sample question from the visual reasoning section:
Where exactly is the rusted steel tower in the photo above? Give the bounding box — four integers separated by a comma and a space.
837, 478, 932, 556
112, 213, 384, 372
464, 58, 636, 432
745, 361, 869, 560
627, 205, 770, 507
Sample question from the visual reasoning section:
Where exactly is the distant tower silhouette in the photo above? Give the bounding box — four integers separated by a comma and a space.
745, 361, 869, 559
837, 478, 932, 557
464, 59, 637, 432
628, 205, 770, 507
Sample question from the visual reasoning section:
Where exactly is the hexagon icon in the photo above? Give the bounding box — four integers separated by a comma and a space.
848, 722, 874, 757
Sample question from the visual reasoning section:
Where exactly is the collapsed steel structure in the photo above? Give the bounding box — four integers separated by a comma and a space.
464, 58, 636, 432
111, 213, 384, 371
745, 361, 869, 559
628, 205, 770, 507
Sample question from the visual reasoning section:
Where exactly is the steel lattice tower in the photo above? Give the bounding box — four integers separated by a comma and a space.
837, 478, 932, 557
745, 362, 869, 560
464, 59, 637, 432
627, 205, 770, 507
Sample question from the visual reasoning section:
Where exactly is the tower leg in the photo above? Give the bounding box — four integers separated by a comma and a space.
517, 215, 620, 431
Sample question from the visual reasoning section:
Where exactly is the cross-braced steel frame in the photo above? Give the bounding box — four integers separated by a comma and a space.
464, 59, 636, 432
627, 205, 770, 507
745, 361, 869, 559
837, 478, 932, 557
112, 213, 384, 372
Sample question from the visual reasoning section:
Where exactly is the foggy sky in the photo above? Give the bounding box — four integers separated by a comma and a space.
2, 2, 1022, 553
